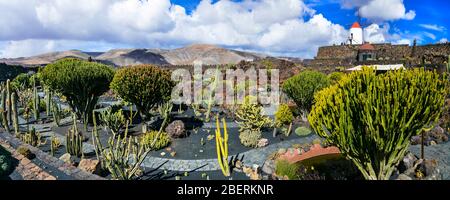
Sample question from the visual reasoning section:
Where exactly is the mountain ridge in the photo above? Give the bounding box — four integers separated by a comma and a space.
0, 44, 271, 67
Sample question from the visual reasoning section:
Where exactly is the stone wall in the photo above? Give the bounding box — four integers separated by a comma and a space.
310, 43, 450, 71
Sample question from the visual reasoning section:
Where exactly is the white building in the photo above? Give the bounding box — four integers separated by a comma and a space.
349, 22, 364, 45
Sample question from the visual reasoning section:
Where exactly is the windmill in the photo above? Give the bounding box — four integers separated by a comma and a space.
346, 10, 371, 45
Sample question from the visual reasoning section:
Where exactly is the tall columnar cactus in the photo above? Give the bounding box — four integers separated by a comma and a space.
308, 67, 448, 180
11, 92, 19, 135
45, 89, 52, 117
215, 116, 230, 177
1, 89, 9, 132
66, 113, 83, 157
6, 79, 11, 125
33, 81, 39, 121
447, 55, 450, 73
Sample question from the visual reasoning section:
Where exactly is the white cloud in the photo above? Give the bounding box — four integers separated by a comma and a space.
0, 0, 351, 58
359, 0, 415, 21
340, 0, 415, 21
439, 38, 448, 43
423, 32, 437, 40
419, 24, 446, 32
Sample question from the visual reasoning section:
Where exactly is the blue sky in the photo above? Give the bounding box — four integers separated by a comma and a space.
0, 0, 448, 59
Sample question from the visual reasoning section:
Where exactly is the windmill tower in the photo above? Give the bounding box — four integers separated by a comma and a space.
349, 22, 363, 45
347, 10, 370, 45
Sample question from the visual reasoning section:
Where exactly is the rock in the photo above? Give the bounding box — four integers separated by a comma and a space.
165, 147, 172, 152
257, 138, 269, 148
398, 152, 418, 173
160, 152, 166, 156
59, 153, 72, 164
235, 160, 243, 169
262, 160, 275, 175
166, 120, 186, 138
170, 152, 177, 157
243, 166, 253, 175
411, 126, 449, 145
418, 159, 438, 177
277, 148, 287, 155
396, 174, 413, 180
78, 159, 101, 175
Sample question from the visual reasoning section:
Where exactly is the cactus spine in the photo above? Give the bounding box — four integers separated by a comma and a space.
11, 92, 19, 135
215, 115, 230, 177
1, 89, 9, 132
66, 113, 83, 157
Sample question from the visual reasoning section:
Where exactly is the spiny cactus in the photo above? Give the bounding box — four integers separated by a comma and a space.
52, 100, 63, 127
32, 80, 39, 121
6, 79, 11, 125
45, 89, 52, 117
92, 118, 150, 180
50, 134, 61, 156
66, 114, 83, 157
20, 127, 46, 147
235, 96, 272, 132
11, 92, 19, 135
308, 67, 448, 180
99, 107, 126, 136
1, 89, 9, 132
215, 116, 230, 177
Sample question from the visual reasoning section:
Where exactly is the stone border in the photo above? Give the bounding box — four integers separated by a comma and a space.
0, 132, 105, 180
0, 140, 56, 180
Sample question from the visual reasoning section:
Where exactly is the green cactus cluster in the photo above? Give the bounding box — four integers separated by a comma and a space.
140, 130, 171, 151
275, 104, 294, 127
308, 67, 448, 180
0, 79, 20, 134
66, 114, 83, 157
19, 127, 46, 147
235, 96, 272, 132
99, 107, 126, 136
92, 115, 149, 180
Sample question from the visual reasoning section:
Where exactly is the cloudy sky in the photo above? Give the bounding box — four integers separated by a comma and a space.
0, 0, 448, 58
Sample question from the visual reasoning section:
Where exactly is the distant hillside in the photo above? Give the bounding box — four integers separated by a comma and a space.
0, 44, 268, 67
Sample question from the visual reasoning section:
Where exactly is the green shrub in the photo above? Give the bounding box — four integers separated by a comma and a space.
295, 127, 312, 137
0, 146, 12, 177
110, 65, 175, 120
239, 129, 261, 148
309, 67, 448, 180
11, 73, 32, 90
275, 104, 294, 127
275, 160, 299, 180
40, 58, 114, 127
328, 72, 345, 85
140, 131, 171, 151
17, 145, 34, 159
282, 71, 330, 115
235, 96, 272, 132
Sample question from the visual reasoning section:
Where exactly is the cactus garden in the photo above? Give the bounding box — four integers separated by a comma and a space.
0, 1, 449, 185
0, 57, 449, 181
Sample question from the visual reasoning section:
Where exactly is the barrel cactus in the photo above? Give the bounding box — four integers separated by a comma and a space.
308, 67, 448, 180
